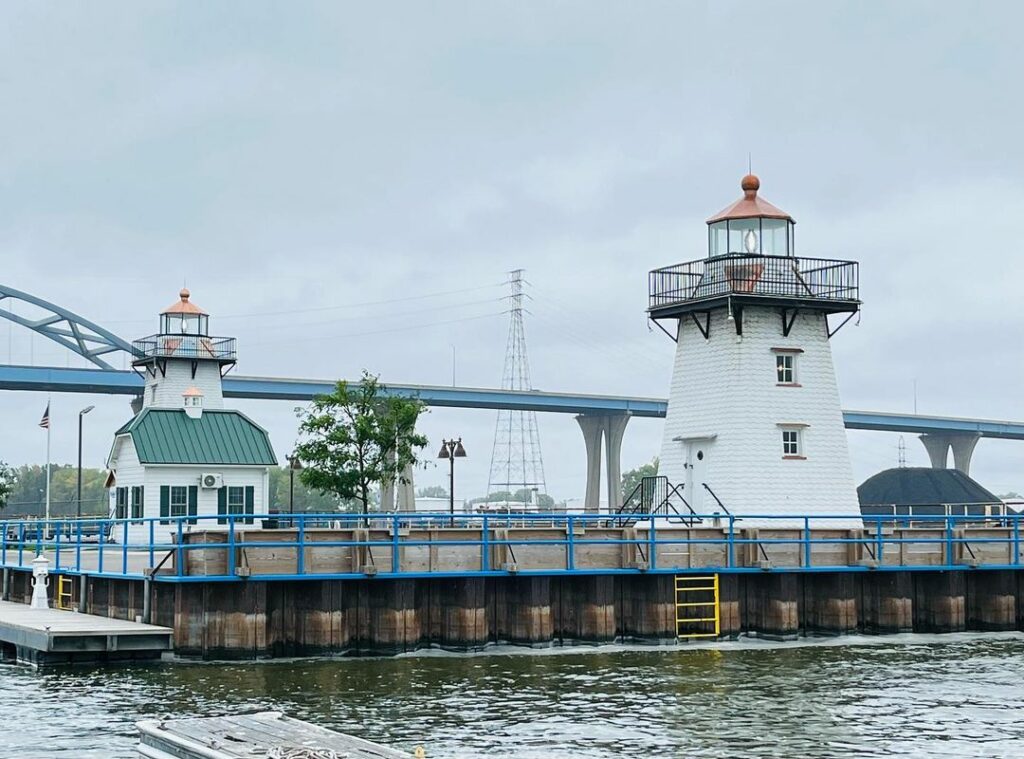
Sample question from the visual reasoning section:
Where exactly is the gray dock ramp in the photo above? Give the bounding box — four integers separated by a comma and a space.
137, 712, 415, 758
0, 599, 172, 665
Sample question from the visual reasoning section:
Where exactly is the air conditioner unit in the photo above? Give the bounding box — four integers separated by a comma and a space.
201, 473, 223, 489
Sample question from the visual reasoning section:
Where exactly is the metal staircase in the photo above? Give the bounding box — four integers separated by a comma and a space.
616, 476, 700, 526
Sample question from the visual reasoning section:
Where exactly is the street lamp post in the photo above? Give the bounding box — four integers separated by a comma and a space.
437, 438, 467, 526
77, 405, 95, 520
286, 454, 303, 515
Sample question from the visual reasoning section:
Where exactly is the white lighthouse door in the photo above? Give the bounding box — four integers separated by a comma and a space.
683, 440, 713, 514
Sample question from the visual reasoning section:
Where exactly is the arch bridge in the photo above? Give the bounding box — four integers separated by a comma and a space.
0, 285, 1020, 510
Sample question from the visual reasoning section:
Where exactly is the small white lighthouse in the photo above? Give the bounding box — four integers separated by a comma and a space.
106, 290, 276, 543
650, 175, 861, 524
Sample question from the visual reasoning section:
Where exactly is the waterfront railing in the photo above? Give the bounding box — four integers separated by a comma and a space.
0, 512, 1021, 582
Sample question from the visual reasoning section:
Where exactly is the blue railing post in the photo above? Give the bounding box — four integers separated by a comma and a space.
482, 514, 490, 571
391, 513, 400, 574
17, 523, 24, 568
1, 521, 7, 567
98, 521, 105, 574
176, 518, 184, 578
649, 513, 657, 570
122, 519, 129, 575
76, 519, 83, 573
945, 517, 954, 567
35, 521, 42, 557
148, 519, 155, 572
566, 514, 575, 571
875, 519, 884, 565
228, 515, 236, 578
727, 515, 735, 568
803, 517, 811, 567
1014, 514, 1021, 567
54, 521, 62, 570
297, 515, 306, 575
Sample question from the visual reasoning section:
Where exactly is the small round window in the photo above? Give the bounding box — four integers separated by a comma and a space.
697, 450, 704, 461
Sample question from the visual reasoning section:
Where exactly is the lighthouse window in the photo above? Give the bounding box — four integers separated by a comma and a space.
782, 429, 802, 457
170, 486, 188, 517
776, 353, 796, 384
227, 486, 246, 516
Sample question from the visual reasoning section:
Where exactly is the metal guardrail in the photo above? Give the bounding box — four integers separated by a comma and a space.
1, 512, 1021, 582
131, 334, 237, 362
648, 254, 859, 310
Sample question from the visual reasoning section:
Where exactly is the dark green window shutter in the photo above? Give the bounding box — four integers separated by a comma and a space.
217, 487, 227, 525
160, 486, 170, 523
244, 485, 255, 524
138, 485, 145, 519
187, 485, 198, 525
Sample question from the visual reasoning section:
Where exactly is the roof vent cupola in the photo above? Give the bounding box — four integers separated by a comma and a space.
183, 386, 204, 419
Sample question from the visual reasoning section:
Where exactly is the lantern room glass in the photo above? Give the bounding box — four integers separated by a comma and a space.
161, 313, 209, 336
708, 218, 794, 257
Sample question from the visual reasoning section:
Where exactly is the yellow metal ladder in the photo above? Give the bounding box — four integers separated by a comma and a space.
675, 574, 720, 639
56, 575, 74, 611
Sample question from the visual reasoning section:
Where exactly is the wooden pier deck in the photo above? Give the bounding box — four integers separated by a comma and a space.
0, 599, 172, 665
137, 711, 414, 758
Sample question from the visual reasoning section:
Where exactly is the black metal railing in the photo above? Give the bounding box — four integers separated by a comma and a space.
649, 254, 859, 310
617, 476, 699, 527
132, 334, 237, 362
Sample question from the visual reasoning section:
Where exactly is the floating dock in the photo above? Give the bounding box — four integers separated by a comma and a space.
136, 711, 414, 758
0, 599, 172, 665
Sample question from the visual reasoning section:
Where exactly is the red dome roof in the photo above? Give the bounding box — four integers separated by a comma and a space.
706, 174, 793, 224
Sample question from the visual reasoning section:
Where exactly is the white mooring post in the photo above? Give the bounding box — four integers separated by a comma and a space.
30, 555, 50, 610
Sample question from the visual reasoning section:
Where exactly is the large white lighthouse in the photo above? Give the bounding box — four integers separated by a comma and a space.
650, 175, 861, 524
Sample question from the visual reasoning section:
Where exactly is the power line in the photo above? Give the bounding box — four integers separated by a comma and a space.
247, 310, 507, 347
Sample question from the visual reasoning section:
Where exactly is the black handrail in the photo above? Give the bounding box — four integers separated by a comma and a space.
701, 483, 731, 516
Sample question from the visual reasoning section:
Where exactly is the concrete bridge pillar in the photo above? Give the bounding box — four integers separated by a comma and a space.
575, 413, 630, 513
397, 461, 415, 511
918, 433, 981, 476
949, 434, 980, 477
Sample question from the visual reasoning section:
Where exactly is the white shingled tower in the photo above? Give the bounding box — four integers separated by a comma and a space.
648, 174, 862, 525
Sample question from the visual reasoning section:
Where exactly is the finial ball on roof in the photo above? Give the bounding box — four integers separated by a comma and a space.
180, 288, 190, 301
741, 174, 760, 193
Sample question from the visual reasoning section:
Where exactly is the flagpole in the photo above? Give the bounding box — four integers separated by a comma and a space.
45, 398, 51, 526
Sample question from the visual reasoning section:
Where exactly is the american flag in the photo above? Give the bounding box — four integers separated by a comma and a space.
39, 402, 50, 430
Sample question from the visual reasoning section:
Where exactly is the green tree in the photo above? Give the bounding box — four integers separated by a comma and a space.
0, 461, 16, 510
268, 466, 351, 513
417, 485, 449, 498
470, 488, 555, 509
621, 457, 659, 501
294, 372, 427, 515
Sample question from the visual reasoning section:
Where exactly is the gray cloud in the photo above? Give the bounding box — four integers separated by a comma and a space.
1, 1, 1022, 505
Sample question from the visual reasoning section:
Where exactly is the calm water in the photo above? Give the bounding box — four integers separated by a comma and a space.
2, 634, 1023, 758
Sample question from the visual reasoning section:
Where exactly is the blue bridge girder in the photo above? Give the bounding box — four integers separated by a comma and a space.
0, 285, 134, 370
2, 364, 1024, 440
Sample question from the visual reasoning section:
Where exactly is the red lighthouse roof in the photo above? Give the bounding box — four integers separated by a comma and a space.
162, 288, 208, 316
706, 174, 794, 224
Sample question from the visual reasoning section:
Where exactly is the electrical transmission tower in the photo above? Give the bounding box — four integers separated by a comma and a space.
487, 270, 547, 505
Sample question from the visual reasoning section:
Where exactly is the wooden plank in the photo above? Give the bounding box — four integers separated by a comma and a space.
137, 711, 414, 758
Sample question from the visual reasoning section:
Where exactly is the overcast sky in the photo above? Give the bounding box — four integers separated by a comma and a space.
2, 1, 1023, 506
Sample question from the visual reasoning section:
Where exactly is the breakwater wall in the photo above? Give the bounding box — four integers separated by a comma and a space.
4, 570, 1021, 659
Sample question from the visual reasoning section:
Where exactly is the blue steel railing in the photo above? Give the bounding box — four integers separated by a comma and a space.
0, 512, 1021, 582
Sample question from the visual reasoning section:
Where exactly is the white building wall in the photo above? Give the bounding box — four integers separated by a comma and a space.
107, 454, 270, 545
142, 361, 224, 409
659, 307, 860, 526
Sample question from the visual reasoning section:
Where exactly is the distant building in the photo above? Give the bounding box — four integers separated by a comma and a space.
106, 290, 277, 543
858, 467, 1004, 518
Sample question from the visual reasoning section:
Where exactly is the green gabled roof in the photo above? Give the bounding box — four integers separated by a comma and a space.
115, 409, 277, 466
